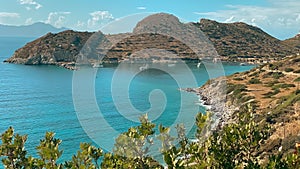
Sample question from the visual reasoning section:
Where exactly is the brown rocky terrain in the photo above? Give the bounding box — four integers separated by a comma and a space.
195, 19, 299, 58
283, 33, 300, 51
4, 30, 93, 69
194, 55, 300, 158
4, 13, 300, 69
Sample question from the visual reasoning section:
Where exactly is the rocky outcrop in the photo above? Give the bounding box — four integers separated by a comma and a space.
184, 78, 239, 131
4, 30, 93, 69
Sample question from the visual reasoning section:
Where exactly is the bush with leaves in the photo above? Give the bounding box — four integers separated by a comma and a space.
102, 114, 162, 169
1, 106, 300, 168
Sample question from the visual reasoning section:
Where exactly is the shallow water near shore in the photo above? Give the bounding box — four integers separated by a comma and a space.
0, 37, 255, 164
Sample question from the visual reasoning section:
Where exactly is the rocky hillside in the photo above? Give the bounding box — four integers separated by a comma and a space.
5, 30, 93, 69
196, 19, 298, 58
4, 13, 300, 69
283, 33, 300, 51
106, 33, 197, 61
195, 55, 300, 158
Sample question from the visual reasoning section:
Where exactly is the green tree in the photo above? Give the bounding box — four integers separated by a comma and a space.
64, 143, 103, 169
102, 114, 162, 169
36, 132, 63, 168
1, 109, 300, 169
0, 127, 29, 169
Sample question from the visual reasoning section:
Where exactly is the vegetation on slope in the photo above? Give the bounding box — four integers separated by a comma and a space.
283, 34, 300, 51
228, 55, 300, 158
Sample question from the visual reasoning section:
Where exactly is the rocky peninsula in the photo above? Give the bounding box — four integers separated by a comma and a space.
4, 13, 300, 69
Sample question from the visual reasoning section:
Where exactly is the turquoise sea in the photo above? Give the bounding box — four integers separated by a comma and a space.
0, 37, 254, 165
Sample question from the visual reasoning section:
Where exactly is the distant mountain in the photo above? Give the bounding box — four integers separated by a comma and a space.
0, 22, 68, 38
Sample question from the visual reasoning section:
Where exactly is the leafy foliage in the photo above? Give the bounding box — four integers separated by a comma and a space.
1, 107, 300, 168
64, 143, 103, 169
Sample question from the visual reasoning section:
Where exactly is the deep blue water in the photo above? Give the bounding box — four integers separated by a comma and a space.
0, 37, 254, 166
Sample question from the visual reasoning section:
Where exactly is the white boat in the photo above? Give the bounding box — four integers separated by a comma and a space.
213, 57, 218, 63
92, 63, 103, 68
197, 62, 201, 68
168, 63, 176, 67
139, 64, 149, 71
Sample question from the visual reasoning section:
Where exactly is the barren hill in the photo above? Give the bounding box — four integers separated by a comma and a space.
4, 13, 300, 69
196, 19, 298, 58
283, 33, 300, 52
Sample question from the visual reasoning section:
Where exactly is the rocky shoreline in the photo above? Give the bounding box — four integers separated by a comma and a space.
182, 78, 239, 131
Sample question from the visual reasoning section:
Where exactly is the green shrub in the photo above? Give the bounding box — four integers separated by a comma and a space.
263, 71, 285, 79
272, 83, 296, 90
263, 89, 280, 98
249, 71, 259, 77
248, 78, 261, 84
272, 93, 300, 114
1, 109, 299, 168
233, 77, 243, 81
238, 95, 255, 104
284, 67, 294, 72
272, 72, 284, 79
227, 84, 247, 94
294, 77, 300, 82
265, 80, 280, 87
292, 58, 300, 62
269, 63, 283, 70
293, 69, 300, 73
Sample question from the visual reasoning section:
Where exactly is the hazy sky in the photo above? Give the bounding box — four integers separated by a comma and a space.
0, 0, 299, 39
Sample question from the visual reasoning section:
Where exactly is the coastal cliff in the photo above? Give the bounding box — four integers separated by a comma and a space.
192, 55, 300, 157
4, 13, 300, 69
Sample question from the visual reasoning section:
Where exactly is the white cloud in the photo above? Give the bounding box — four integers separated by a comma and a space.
137, 7, 146, 10
45, 12, 71, 28
87, 11, 114, 30
76, 21, 85, 27
224, 16, 235, 23
194, 0, 300, 39
0, 12, 20, 25
18, 0, 42, 10
0, 12, 20, 18
25, 17, 33, 25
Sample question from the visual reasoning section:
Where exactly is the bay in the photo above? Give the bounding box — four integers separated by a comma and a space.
0, 37, 254, 165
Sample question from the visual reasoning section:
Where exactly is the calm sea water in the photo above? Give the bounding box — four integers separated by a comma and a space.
0, 37, 254, 165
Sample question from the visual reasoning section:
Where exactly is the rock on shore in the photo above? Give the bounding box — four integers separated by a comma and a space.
183, 77, 239, 131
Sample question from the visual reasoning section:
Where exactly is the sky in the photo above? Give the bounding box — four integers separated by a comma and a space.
0, 0, 299, 40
